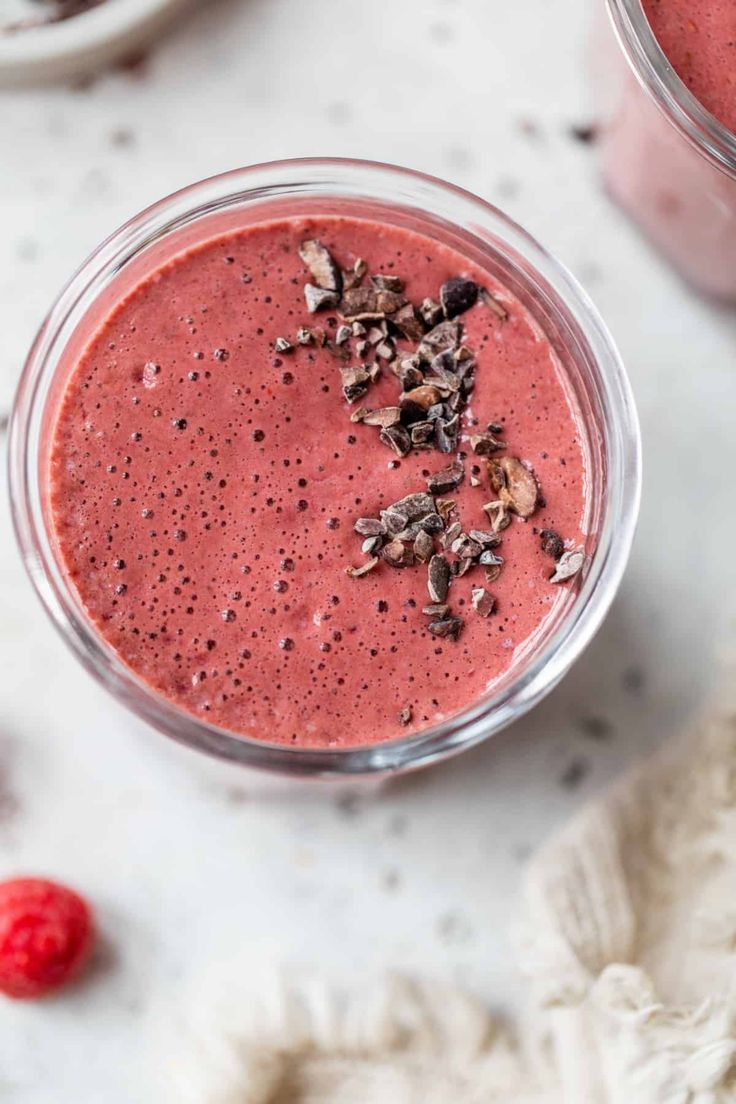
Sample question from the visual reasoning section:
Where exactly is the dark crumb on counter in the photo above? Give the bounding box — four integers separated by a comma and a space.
335, 791, 362, 818
569, 123, 599, 145
622, 665, 646, 694
577, 715, 614, 741
560, 756, 590, 790
224, 786, 250, 807
382, 868, 401, 892
386, 813, 408, 837
436, 910, 474, 944
517, 117, 544, 142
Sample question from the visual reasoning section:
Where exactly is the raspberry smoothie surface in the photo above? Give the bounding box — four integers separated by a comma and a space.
49, 215, 587, 748
642, 0, 736, 131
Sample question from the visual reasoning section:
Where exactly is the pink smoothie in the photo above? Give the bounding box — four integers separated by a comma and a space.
594, 1, 736, 300
49, 216, 586, 748
642, 0, 736, 131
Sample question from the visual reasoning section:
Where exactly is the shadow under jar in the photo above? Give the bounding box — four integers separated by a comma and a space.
9, 159, 640, 777
594, 0, 736, 301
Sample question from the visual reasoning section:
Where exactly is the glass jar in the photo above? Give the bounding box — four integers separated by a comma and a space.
9, 159, 640, 777
595, 0, 736, 301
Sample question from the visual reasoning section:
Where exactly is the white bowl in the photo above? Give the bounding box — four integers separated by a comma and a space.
0, 0, 193, 84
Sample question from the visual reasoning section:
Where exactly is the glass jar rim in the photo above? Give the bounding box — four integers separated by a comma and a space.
9, 157, 641, 777
606, 0, 736, 176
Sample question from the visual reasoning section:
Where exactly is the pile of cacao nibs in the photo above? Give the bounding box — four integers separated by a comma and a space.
283, 237, 584, 642
284, 237, 510, 461
343, 446, 555, 639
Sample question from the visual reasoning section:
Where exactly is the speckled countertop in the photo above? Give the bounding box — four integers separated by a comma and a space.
0, 1, 734, 1099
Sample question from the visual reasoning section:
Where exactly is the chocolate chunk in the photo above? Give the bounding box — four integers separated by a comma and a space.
487, 456, 540, 518
479, 286, 509, 322
434, 416, 459, 454
274, 336, 293, 353
419, 297, 443, 328
390, 302, 425, 342
440, 278, 478, 319
428, 616, 463, 640
540, 528, 565, 560
381, 507, 409, 536
361, 406, 402, 428
417, 320, 461, 362
400, 384, 443, 421
340, 286, 405, 320
425, 356, 460, 395
367, 325, 386, 345
354, 517, 385, 536
396, 361, 425, 391
341, 258, 368, 290
299, 239, 342, 293
427, 554, 451, 603
427, 461, 464, 495
469, 530, 502, 547
481, 547, 503, 574
370, 274, 404, 292
362, 535, 384, 555
413, 529, 435, 563
398, 705, 413, 726
422, 602, 450, 618
470, 433, 505, 455
379, 424, 412, 457
305, 284, 340, 313
451, 534, 482, 559
482, 501, 511, 532
340, 366, 371, 404
420, 512, 444, 534
410, 421, 435, 447
382, 539, 415, 568
471, 588, 496, 617
345, 557, 379, 578
550, 549, 584, 583
442, 521, 462, 548
399, 492, 435, 519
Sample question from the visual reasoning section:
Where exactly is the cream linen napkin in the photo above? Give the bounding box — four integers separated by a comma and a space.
159, 692, 736, 1102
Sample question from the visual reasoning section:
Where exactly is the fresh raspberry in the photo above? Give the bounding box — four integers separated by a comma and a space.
0, 878, 94, 999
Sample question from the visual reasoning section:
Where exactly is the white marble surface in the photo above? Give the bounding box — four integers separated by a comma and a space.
0, 1, 734, 1099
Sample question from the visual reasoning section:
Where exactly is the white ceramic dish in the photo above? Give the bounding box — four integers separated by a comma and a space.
0, 0, 193, 84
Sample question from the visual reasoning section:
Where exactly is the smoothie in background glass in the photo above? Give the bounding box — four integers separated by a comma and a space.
11, 161, 639, 774
596, 0, 736, 300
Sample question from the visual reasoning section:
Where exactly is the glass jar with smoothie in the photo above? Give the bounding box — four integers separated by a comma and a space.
9, 160, 640, 776
595, 0, 736, 300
